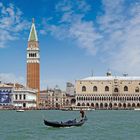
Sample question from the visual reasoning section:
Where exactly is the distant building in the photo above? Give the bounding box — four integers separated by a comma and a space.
0, 82, 37, 108
12, 87, 37, 108
39, 86, 76, 109
75, 72, 140, 109
6, 83, 25, 89
39, 90, 49, 108
41, 88, 66, 109
66, 82, 75, 96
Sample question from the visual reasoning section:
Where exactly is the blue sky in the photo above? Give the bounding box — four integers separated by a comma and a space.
0, 0, 140, 90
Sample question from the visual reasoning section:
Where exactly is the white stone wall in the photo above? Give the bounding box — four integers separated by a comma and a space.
12, 88, 37, 108
75, 76, 140, 109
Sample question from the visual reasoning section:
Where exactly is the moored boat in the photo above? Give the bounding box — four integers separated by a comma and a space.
16, 109, 25, 112
72, 106, 95, 111
134, 108, 140, 110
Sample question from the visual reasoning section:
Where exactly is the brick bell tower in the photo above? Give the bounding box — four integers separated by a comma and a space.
27, 19, 40, 106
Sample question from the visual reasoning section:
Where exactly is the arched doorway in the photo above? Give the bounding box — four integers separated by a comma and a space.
118, 103, 122, 108
23, 103, 26, 108
127, 103, 131, 108
109, 103, 112, 109
132, 103, 135, 108
100, 103, 103, 109
91, 103, 94, 107
66, 100, 69, 106
82, 103, 85, 106
56, 103, 60, 108
77, 103, 80, 106
71, 98, 76, 104
114, 103, 117, 107
95, 103, 99, 109
104, 103, 108, 108
137, 103, 140, 107
123, 103, 126, 108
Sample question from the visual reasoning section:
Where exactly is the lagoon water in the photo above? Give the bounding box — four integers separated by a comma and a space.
1, 110, 140, 140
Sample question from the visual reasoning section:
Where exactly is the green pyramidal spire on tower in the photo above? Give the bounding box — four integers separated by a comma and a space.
28, 18, 38, 41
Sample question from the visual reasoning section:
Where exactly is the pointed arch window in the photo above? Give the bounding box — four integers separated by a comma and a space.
82, 103, 85, 106
105, 86, 109, 91
135, 87, 139, 93
93, 86, 97, 92
77, 103, 80, 106
124, 86, 128, 91
82, 86, 86, 92
114, 88, 118, 92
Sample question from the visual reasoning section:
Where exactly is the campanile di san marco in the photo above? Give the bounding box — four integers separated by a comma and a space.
27, 19, 40, 106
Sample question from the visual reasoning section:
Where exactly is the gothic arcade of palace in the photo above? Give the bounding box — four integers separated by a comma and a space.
75, 72, 140, 109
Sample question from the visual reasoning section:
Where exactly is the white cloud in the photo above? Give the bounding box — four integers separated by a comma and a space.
0, 73, 25, 85
55, 0, 90, 13
98, 0, 140, 75
69, 21, 102, 54
41, 0, 140, 75
40, 0, 100, 54
0, 2, 29, 48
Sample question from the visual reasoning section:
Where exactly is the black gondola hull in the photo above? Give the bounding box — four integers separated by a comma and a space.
44, 119, 85, 127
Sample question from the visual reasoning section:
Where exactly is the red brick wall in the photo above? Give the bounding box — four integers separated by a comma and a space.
27, 63, 40, 90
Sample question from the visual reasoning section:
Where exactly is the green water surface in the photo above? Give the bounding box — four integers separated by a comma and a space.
0, 110, 140, 140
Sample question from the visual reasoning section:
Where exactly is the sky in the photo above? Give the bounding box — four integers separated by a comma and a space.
0, 0, 140, 90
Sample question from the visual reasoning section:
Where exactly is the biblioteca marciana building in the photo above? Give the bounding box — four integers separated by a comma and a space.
0, 83, 37, 109
75, 72, 140, 109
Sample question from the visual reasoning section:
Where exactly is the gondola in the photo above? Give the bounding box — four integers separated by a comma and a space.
44, 118, 86, 127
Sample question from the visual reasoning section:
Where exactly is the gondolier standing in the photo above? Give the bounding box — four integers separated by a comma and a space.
80, 109, 85, 119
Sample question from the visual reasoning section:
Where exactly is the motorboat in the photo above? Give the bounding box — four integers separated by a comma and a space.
70, 106, 95, 111
16, 109, 25, 112
134, 108, 140, 110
